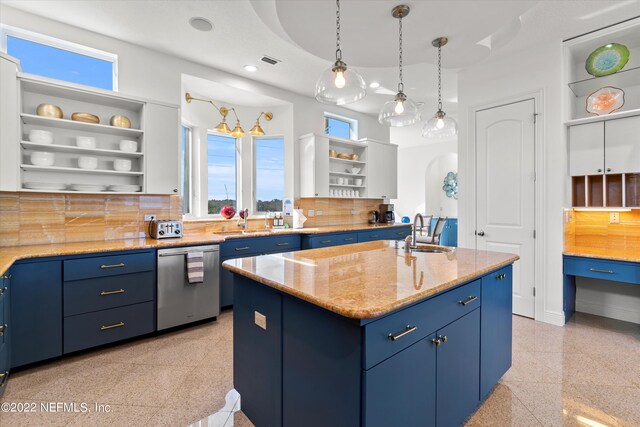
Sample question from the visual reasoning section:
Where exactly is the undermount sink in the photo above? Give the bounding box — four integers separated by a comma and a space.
411, 247, 447, 253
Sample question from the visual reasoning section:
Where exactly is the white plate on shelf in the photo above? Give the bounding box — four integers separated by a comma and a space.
69, 184, 107, 192
23, 182, 67, 191
108, 184, 141, 192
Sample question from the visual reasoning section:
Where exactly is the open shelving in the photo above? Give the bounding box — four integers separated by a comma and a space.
21, 141, 144, 158
571, 173, 640, 208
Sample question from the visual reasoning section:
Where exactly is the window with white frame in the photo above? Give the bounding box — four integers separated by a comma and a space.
254, 137, 285, 212
207, 133, 238, 215
181, 126, 192, 215
324, 112, 358, 140
1, 25, 118, 91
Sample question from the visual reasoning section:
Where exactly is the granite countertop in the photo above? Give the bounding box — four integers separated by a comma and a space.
222, 240, 519, 319
0, 223, 412, 274
563, 245, 640, 263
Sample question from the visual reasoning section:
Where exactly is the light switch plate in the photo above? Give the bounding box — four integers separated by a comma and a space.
316, 210, 323, 216
308, 209, 315, 217
254, 311, 267, 330
609, 212, 620, 224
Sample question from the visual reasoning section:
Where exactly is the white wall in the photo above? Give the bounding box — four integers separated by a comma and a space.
458, 40, 566, 325
391, 124, 458, 220
0, 5, 389, 200
576, 278, 640, 324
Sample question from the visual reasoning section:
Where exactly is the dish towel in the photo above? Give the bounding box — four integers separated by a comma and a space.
186, 251, 204, 284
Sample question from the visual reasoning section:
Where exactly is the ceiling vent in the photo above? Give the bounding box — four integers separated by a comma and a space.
261, 55, 281, 65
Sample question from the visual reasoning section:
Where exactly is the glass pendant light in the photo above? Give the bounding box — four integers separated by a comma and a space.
422, 37, 458, 139
378, 5, 420, 127
315, 0, 366, 105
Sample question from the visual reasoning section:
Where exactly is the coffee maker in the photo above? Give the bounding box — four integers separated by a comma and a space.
379, 204, 395, 223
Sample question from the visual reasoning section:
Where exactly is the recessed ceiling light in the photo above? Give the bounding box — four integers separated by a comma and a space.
243, 65, 258, 72
189, 17, 213, 32
369, 82, 380, 88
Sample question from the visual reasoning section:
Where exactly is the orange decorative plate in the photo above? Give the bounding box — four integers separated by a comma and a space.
586, 86, 625, 116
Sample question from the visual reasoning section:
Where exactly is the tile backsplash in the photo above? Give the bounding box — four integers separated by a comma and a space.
0, 192, 182, 247
564, 209, 640, 250
294, 198, 384, 227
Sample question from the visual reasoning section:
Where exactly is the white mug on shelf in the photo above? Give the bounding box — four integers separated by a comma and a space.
330, 189, 335, 197
355, 191, 360, 197
355, 178, 363, 186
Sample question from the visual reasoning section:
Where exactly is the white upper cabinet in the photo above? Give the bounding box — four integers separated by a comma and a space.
365, 139, 398, 199
0, 56, 20, 191
144, 103, 180, 194
569, 122, 604, 176
605, 116, 640, 174
299, 134, 330, 197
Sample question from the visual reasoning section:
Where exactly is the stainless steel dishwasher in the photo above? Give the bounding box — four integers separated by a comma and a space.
157, 245, 220, 330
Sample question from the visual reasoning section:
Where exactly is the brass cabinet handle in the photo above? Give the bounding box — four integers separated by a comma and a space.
100, 322, 125, 331
344, 237, 354, 241
0, 287, 6, 296
100, 263, 125, 269
0, 324, 6, 337
371, 234, 379, 238
100, 289, 125, 296
458, 295, 478, 306
388, 325, 417, 341
276, 242, 289, 246
235, 247, 251, 251
495, 273, 507, 280
320, 240, 332, 244
396, 231, 405, 235
0, 274, 11, 280
589, 268, 614, 274
431, 337, 442, 347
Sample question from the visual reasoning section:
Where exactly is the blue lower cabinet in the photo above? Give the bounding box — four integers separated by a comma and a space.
301, 232, 358, 249
220, 254, 256, 307
0, 272, 10, 396
233, 276, 282, 427
64, 301, 154, 354
11, 260, 62, 368
436, 308, 481, 427
439, 219, 458, 247
363, 335, 437, 427
480, 266, 513, 399
357, 226, 412, 243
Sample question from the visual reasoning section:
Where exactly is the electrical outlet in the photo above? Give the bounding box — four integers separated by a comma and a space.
316, 210, 323, 216
351, 209, 358, 215
144, 214, 156, 222
609, 212, 620, 224
254, 311, 267, 330
308, 209, 315, 217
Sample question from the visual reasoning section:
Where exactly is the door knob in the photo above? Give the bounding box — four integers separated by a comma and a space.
606, 168, 612, 172
597, 169, 602, 173
476, 231, 485, 237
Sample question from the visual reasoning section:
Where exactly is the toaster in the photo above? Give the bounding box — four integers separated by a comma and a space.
149, 220, 183, 239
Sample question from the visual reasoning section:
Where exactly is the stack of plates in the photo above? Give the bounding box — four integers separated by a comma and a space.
108, 184, 141, 192
69, 184, 107, 192
23, 182, 66, 191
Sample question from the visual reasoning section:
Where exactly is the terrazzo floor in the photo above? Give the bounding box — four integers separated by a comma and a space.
1, 310, 638, 426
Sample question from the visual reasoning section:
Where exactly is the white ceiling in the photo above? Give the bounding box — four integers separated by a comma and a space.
2, 0, 640, 116
182, 74, 291, 108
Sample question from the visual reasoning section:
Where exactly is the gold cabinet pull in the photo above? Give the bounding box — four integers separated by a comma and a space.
100, 263, 125, 269
458, 296, 478, 306
276, 242, 289, 246
100, 289, 125, 296
0, 274, 11, 280
100, 322, 125, 331
0, 286, 6, 296
432, 337, 442, 347
235, 247, 251, 251
388, 325, 417, 341
589, 268, 614, 274
320, 240, 332, 244
0, 324, 6, 337
344, 237, 354, 241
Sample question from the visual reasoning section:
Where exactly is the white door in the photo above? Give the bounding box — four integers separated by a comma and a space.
476, 99, 536, 318
569, 122, 604, 176
605, 116, 640, 174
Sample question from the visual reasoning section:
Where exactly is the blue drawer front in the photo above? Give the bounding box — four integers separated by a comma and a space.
64, 301, 154, 354
64, 271, 155, 317
357, 231, 385, 242
262, 234, 301, 254
63, 251, 154, 281
564, 256, 640, 285
382, 226, 411, 240
359, 227, 412, 243
302, 232, 358, 249
363, 280, 481, 369
221, 238, 262, 257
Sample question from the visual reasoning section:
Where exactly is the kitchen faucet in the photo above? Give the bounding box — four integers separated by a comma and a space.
237, 208, 249, 232
405, 213, 425, 252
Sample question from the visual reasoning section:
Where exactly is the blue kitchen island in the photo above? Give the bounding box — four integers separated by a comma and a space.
223, 240, 518, 427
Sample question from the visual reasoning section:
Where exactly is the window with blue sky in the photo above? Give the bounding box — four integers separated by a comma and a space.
325, 115, 355, 140
207, 133, 237, 214
255, 137, 285, 212
4, 30, 116, 90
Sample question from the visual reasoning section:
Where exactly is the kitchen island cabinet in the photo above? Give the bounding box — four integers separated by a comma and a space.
224, 241, 518, 427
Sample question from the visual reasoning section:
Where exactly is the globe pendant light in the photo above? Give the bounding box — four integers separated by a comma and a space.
422, 37, 458, 139
315, 0, 367, 105
378, 5, 420, 127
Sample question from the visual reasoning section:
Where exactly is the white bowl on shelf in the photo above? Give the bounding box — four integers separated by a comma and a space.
113, 158, 132, 172
76, 136, 97, 149
346, 167, 361, 174
355, 178, 363, 186
119, 139, 138, 153
28, 130, 53, 145
30, 151, 55, 166
78, 156, 98, 170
